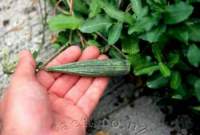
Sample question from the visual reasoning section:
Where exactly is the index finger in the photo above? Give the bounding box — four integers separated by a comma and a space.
47, 45, 81, 67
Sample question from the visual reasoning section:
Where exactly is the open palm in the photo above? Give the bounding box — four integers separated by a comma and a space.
1, 46, 109, 135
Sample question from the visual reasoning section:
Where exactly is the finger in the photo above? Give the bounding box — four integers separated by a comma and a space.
77, 55, 110, 117
64, 54, 108, 103
47, 46, 81, 67
0, 99, 3, 121
12, 50, 36, 80
36, 46, 81, 89
48, 46, 100, 97
77, 77, 109, 117
78, 46, 100, 61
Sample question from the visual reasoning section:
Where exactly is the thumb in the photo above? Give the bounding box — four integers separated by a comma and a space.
13, 50, 36, 79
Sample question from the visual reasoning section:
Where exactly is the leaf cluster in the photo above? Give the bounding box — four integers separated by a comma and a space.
48, 0, 200, 109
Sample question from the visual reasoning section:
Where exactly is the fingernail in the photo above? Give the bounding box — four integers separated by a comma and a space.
19, 50, 29, 59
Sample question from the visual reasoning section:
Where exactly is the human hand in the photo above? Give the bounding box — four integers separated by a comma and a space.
0, 46, 109, 135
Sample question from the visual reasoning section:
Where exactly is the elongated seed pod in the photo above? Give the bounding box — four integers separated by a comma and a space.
46, 59, 130, 77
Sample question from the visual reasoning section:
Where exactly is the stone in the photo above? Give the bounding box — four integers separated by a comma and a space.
0, 0, 54, 94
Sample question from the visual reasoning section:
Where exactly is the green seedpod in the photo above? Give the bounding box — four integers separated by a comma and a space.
46, 59, 131, 77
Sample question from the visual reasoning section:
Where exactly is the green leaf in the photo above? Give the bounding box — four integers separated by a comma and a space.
176, 60, 191, 71
159, 62, 171, 77
49, 0, 57, 5
140, 25, 166, 43
187, 44, 200, 67
79, 15, 112, 33
147, 75, 169, 89
53, 43, 61, 50
170, 71, 181, 90
108, 23, 123, 45
195, 79, 200, 101
57, 32, 69, 44
130, 0, 142, 16
71, 33, 81, 44
74, 0, 88, 14
134, 65, 160, 76
128, 15, 159, 34
168, 53, 180, 67
187, 23, 200, 42
122, 37, 139, 55
109, 48, 124, 59
48, 15, 83, 31
130, 0, 148, 19
130, 47, 160, 76
152, 44, 163, 62
172, 94, 183, 100
146, 0, 166, 12
192, 106, 200, 112
87, 40, 101, 47
128, 54, 146, 67
102, 2, 134, 24
168, 26, 189, 43
187, 0, 200, 3
187, 74, 198, 86
61, 0, 69, 7
32, 51, 39, 60
164, 2, 193, 24
89, 0, 101, 18
128, 53, 156, 75
173, 84, 187, 98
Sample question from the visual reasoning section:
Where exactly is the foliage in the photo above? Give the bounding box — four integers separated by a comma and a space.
1, 48, 18, 74
48, 0, 200, 108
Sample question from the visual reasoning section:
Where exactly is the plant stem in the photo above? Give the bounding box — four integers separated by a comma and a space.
96, 32, 107, 42
118, 0, 122, 8
56, 6, 70, 15
77, 31, 86, 48
96, 32, 127, 58
69, 30, 73, 44
125, 3, 132, 12
111, 45, 127, 58
38, 45, 68, 70
69, 0, 74, 15
53, 0, 61, 14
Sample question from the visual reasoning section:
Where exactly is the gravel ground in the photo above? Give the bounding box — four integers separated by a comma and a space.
0, 0, 53, 94
0, 0, 175, 135
89, 78, 173, 135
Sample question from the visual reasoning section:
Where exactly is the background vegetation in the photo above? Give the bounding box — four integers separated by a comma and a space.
48, 0, 200, 111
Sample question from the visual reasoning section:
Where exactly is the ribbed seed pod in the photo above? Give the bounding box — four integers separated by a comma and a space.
46, 59, 130, 77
